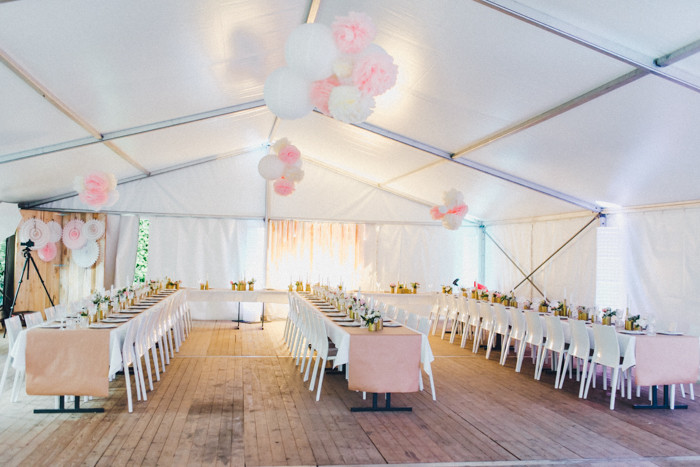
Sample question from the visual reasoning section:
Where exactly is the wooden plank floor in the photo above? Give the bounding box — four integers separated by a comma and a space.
1, 320, 700, 466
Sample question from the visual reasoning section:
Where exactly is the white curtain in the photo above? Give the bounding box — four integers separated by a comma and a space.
609, 207, 700, 330
105, 214, 140, 290
147, 217, 265, 288
484, 215, 598, 306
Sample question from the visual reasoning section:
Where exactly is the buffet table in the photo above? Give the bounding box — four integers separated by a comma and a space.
186, 288, 289, 323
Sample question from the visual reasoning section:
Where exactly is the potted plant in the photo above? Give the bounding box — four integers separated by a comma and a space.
231, 281, 238, 291
248, 278, 255, 291
411, 282, 420, 294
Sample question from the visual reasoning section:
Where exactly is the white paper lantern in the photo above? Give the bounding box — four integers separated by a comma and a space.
258, 154, 286, 180
285, 23, 339, 81
264, 67, 313, 120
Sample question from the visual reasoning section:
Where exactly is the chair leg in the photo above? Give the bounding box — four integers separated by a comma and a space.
583, 362, 595, 399
0, 357, 12, 398
609, 368, 619, 410
515, 339, 526, 373
315, 358, 327, 401
499, 335, 510, 365
577, 360, 588, 398
125, 364, 134, 413
309, 354, 321, 391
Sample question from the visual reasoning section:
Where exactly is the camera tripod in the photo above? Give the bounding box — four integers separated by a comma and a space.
8, 239, 55, 323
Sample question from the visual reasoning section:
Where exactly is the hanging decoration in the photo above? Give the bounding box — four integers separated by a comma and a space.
47, 220, 62, 243
74, 171, 119, 211
18, 218, 51, 250
258, 138, 305, 196
264, 11, 397, 124
62, 219, 87, 250
82, 219, 106, 241
72, 240, 100, 268
430, 189, 468, 230
37, 242, 58, 262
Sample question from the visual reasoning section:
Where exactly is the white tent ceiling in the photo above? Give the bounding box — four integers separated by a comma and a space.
2, 0, 700, 223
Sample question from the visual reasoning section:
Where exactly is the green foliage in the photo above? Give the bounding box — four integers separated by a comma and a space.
0, 240, 5, 306
134, 219, 150, 283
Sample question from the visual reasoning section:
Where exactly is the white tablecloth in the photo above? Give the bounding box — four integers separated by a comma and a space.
12, 291, 182, 379
186, 289, 289, 321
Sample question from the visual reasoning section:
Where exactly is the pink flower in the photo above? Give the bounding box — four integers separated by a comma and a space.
332, 11, 376, 54
273, 178, 295, 196
352, 46, 398, 97
430, 206, 445, 220
447, 204, 468, 217
83, 172, 111, 194
79, 189, 109, 208
310, 75, 340, 115
278, 144, 301, 165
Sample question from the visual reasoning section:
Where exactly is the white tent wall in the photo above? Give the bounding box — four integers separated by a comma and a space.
608, 206, 700, 331
484, 215, 598, 306
372, 224, 480, 293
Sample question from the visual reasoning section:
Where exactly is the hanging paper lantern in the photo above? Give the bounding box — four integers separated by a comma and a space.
431, 189, 468, 230
62, 219, 86, 250
38, 242, 57, 262
285, 23, 339, 81
273, 178, 295, 196
258, 154, 286, 180
264, 67, 314, 120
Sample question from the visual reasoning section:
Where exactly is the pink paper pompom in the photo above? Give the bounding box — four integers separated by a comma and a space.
310, 75, 340, 115
448, 204, 468, 217
352, 45, 398, 97
79, 189, 110, 209
332, 11, 376, 54
430, 206, 445, 220
278, 144, 301, 165
273, 178, 295, 196
83, 172, 112, 194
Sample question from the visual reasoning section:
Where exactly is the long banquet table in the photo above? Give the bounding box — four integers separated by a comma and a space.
11, 289, 183, 411
299, 293, 434, 409
186, 288, 289, 322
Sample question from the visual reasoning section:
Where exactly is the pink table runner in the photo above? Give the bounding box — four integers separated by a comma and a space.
26, 328, 110, 397
347, 327, 421, 393
634, 335, 699, 386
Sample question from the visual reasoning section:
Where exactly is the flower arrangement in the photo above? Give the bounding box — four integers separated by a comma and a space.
522, 299, 532, 310
91, 290, 109, 306
74, 171, 119, 211
361, 308, 382, 328
430, 189, 469, 230
264, 11, 398, 124
411, 282, 420, 290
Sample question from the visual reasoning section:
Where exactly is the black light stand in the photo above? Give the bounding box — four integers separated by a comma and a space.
8, 239, 55, 322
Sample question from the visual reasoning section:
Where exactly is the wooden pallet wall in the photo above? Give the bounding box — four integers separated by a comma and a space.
13, 210, 106, 313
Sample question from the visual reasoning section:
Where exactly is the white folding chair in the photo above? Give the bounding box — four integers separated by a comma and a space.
516, 311, 544, 373
502, 307, 526, 366
472, 302, 494, 354
486, 303, 510, 360
405, 312, 419, 331
24, 312, 45, 328
0, 316, 24, 401
417, 316, 436, 400
559, 319, 591, 397
536, 316, 567, 387
584, 324, 628, 410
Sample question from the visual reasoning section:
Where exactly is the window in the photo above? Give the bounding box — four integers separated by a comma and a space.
134, 219, 150, 283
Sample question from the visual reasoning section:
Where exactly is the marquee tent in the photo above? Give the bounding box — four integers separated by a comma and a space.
2, 0, 700, 328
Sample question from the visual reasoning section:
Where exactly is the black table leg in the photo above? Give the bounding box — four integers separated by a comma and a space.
634, 385, 688, 410
34, 395, 104, 414
351, 393, 412, 412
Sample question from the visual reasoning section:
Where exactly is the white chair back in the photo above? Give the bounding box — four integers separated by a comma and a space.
24, 312, 45, 328
568, 319, 591, 360
405, 312, 419, 330
591, 324, 620, 367
524, 311, 544, 345
544, 316, 565, 352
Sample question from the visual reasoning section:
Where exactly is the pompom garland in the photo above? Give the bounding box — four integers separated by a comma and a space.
431, 189, 469, 230
264, 11, 397, 125
258, 138, 305, 196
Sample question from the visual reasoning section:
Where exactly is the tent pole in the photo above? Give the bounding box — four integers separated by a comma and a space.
511, 213, 600, 291
478, 226, 486, 285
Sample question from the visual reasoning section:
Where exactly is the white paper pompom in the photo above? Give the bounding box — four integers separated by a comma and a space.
258, 154, 286, 180
264, 67, 314, 120
443, 188, 464, 208
442, 213, 462, 230
283, 165, 305, 183
285, 23, 339, 81
328, 85, 375, 124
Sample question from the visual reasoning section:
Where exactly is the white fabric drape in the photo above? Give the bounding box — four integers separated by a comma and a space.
484, 216, 597, 305
147, 217, 265, 288
106, 214, 140, 290
609, 207, 700, 330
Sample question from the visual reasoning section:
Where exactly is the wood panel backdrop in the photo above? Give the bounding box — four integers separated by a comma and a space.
13, 210, 106, 314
